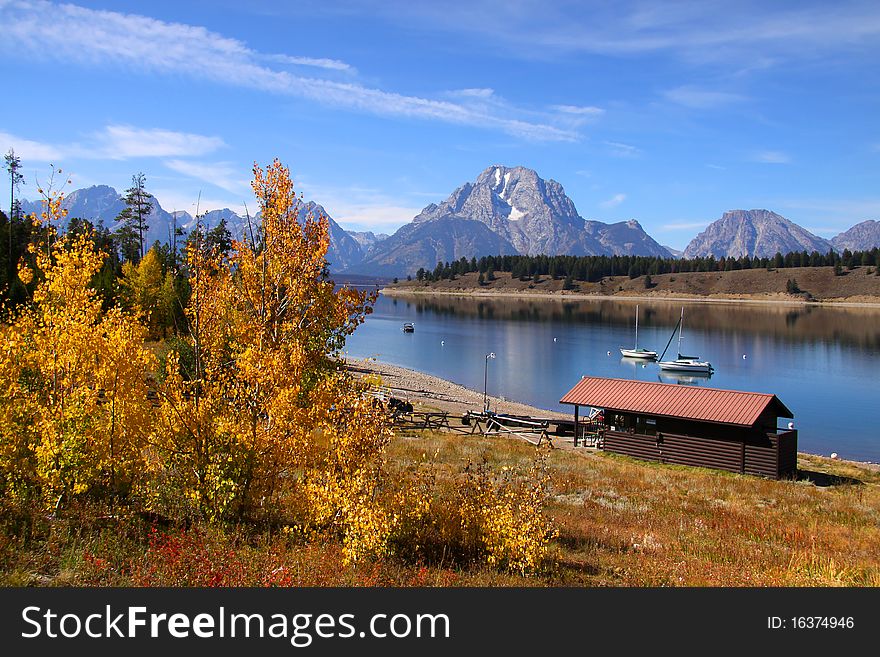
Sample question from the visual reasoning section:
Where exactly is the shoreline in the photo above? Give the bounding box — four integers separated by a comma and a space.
381, 287, 880, 309
348, 357, 879, 470
347, 357, 568, 420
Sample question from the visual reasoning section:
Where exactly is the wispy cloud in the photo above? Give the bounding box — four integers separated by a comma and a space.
1, 125, 226, 163
164, 160, 249, 195
600, 193, 626, 208
295, 178, 422, 232
98, 125, 225, 159
377, 1, 880, 69
552, 104, 605, 127
263, 54, 354, 72
150, 188, 246, 218
333, 204, 423, 231
804, 226, 843, 236
754, 150, 791, 164
448, 88, 496, 99
1, 1, 578, 142
663, 86, 747, 109
773, 197, 880, 219
0, 131, 66, 162
660, 221, 710, 231
604, 141, 641, 158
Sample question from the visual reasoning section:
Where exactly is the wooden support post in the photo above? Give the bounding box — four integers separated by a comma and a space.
574, 405, 579, 447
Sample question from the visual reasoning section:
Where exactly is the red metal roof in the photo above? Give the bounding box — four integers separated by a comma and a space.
559, 376, 792, 426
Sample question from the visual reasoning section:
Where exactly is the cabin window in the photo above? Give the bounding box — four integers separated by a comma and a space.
635, 416, 657, 436
606, 412, 631, 432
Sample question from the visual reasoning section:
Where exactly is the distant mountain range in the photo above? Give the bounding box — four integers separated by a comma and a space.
18, 166, 879, 276
348, 165, 671, 277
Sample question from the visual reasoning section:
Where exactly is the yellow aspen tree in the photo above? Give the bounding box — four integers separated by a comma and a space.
0, 191, 154, 509
150, 161, 392, 559
120, 246, 166, 338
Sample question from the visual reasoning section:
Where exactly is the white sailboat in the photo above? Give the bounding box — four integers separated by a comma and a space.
657, 307, 713, 374
619, 304, 657, 359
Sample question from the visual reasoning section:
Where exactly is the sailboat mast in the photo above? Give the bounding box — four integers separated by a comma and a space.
677, 307, 684, 356
634, 305, 639, 349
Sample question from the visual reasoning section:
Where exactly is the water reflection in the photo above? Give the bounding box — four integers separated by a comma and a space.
657, 371, 714, 386
397, 296, 880, 350
346, 293, 880, 461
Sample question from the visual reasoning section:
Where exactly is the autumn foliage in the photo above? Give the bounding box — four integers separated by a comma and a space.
0, 201, 154, 509
0, 160, 555, 575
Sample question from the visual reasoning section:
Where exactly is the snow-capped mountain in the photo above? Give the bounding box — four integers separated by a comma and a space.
350, 165, 671, 277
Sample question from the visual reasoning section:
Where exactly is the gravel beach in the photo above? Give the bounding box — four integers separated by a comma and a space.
346, 357, 569, 420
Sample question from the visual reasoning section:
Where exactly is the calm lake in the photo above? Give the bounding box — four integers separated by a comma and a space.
345, 293, 880, 463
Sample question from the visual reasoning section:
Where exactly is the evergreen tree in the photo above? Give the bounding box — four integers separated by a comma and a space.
205, 217, 233, 257
115, 173, 153, 263
3, 149, 25, 301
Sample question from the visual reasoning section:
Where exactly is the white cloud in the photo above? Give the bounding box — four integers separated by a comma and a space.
600, 193, 626, 208
754, 150, 791, 164
377, 1, 880, 69
150, 188, 247, 218
552, 105, 605, 116
552, 104, 605, 127
2, 124, 225, 165
449, 88, 496, 98
1, 1, 578, 142
772, 198, 880, 222
0, 131, 66, 162
333, 204, 422, 232
660, 221, 710, 231
98, 125, 225, 159
664, 86, 747, 109
804, 226, 842, 236
164, 159, 249, 195
604, 140, 641, 158
264, 54, 354, 72
293, 178, 422, 233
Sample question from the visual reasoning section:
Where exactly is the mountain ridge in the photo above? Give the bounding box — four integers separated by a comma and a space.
17, 171, 879, 278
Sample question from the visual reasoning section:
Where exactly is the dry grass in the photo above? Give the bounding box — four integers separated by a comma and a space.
2, 431, 878, 587
393, 267, 880, 304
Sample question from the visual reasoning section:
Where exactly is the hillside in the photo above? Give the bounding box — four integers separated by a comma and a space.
387, 266, 880, 304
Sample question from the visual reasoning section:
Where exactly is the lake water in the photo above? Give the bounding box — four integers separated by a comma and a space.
345, 293, 880, 463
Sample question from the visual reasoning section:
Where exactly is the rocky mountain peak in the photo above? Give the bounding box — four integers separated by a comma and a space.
831, 220, 880, 252
409, 164, 589, 256
683, 209, 832, 259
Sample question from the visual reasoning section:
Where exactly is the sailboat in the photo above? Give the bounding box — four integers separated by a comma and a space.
619, 305, 657, 359
657, 307, 714, 374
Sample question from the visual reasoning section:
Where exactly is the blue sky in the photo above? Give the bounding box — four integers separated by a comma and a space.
1, 0, 878, 249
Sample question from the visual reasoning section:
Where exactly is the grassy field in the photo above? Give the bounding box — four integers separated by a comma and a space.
2, 429, 877, 587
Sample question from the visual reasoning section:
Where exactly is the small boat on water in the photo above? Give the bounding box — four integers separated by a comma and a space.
619, 304, 657, 360
657, 307, 713, 374
402, 322, 415, 333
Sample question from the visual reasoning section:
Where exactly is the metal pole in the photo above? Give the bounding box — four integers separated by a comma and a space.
483, 352, 495, 413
